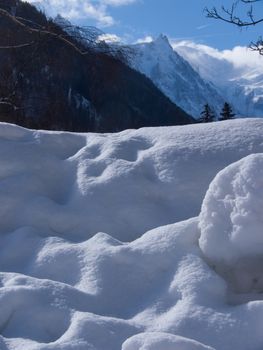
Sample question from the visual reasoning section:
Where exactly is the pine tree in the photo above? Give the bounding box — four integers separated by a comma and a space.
199, 103, 215, 123
219, 102, 235, 121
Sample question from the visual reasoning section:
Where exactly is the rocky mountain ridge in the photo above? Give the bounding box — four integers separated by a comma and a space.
126, 35, 225, 118
0, 0, 193, 132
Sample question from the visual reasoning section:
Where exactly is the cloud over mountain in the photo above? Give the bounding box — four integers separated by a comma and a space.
171, 40, 263, 80
170, 40, 263, 117
26, 0, 138, 26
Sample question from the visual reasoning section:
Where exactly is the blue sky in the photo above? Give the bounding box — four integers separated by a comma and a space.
32, 0, 263, 49
105, 0, 263, 49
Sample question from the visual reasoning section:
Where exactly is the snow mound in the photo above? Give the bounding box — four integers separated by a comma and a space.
0, 120, 263, 349
0, 119, 261, 243
199, 153, 263, 293
122, 333, 214, 350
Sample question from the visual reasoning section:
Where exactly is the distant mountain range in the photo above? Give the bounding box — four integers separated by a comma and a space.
1, 0, 262, 133
65, 18, 262, 119
125, 35, 225, 118
125, 36, 263, 118
173, 41, 263, 118
0, 0, 193, 132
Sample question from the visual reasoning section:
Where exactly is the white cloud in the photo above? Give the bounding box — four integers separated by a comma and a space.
169, 39, 263, 103
221, 46, 263, 70
102, 0, 137, 6
171, 40, 263, 75
196, 24, 211, 30
135, 36, 153, 44
28, 0, 138, 27
97, 33, 122, 43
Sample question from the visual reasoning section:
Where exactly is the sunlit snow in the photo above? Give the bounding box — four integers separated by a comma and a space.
0, 119, 263, 350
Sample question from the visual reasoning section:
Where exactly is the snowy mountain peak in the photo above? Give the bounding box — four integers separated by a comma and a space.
153, 34, 172, 50
133, 35, 174, 57
127, 36, 224, 118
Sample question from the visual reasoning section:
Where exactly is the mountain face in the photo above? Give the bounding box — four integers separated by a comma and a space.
126, 35, 225, 119
0, 1, 193, 132
174, 41, 263, 118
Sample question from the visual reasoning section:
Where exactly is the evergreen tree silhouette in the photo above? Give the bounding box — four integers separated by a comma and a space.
199, 103, 215, 123
219, 102, 235, 121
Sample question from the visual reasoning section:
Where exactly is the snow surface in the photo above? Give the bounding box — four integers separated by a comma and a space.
122, 333, 214, 350
0, 119, 263, 349
199, 153, 263, 294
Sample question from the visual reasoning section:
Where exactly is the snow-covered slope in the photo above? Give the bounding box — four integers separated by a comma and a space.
127, 35, 224, 118
48, 15, 263, 119
173, 41, 263, 118
0, 119, 263, 350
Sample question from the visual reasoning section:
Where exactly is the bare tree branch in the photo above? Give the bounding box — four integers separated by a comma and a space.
0, 41, 34, 49
0, 8, 94, 55
205, 0, 263, 55
0, 4, 132, 116
0, 8, 131, 62
205, 1, 263, 27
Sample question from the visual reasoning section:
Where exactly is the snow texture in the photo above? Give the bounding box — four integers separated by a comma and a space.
199, 153, 263, 294
122, 333, 215, 350
0, 119, 263, 349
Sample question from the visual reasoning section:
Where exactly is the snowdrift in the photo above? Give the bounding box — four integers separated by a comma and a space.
199, 153, 263, 294
0, 119, 263, 350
